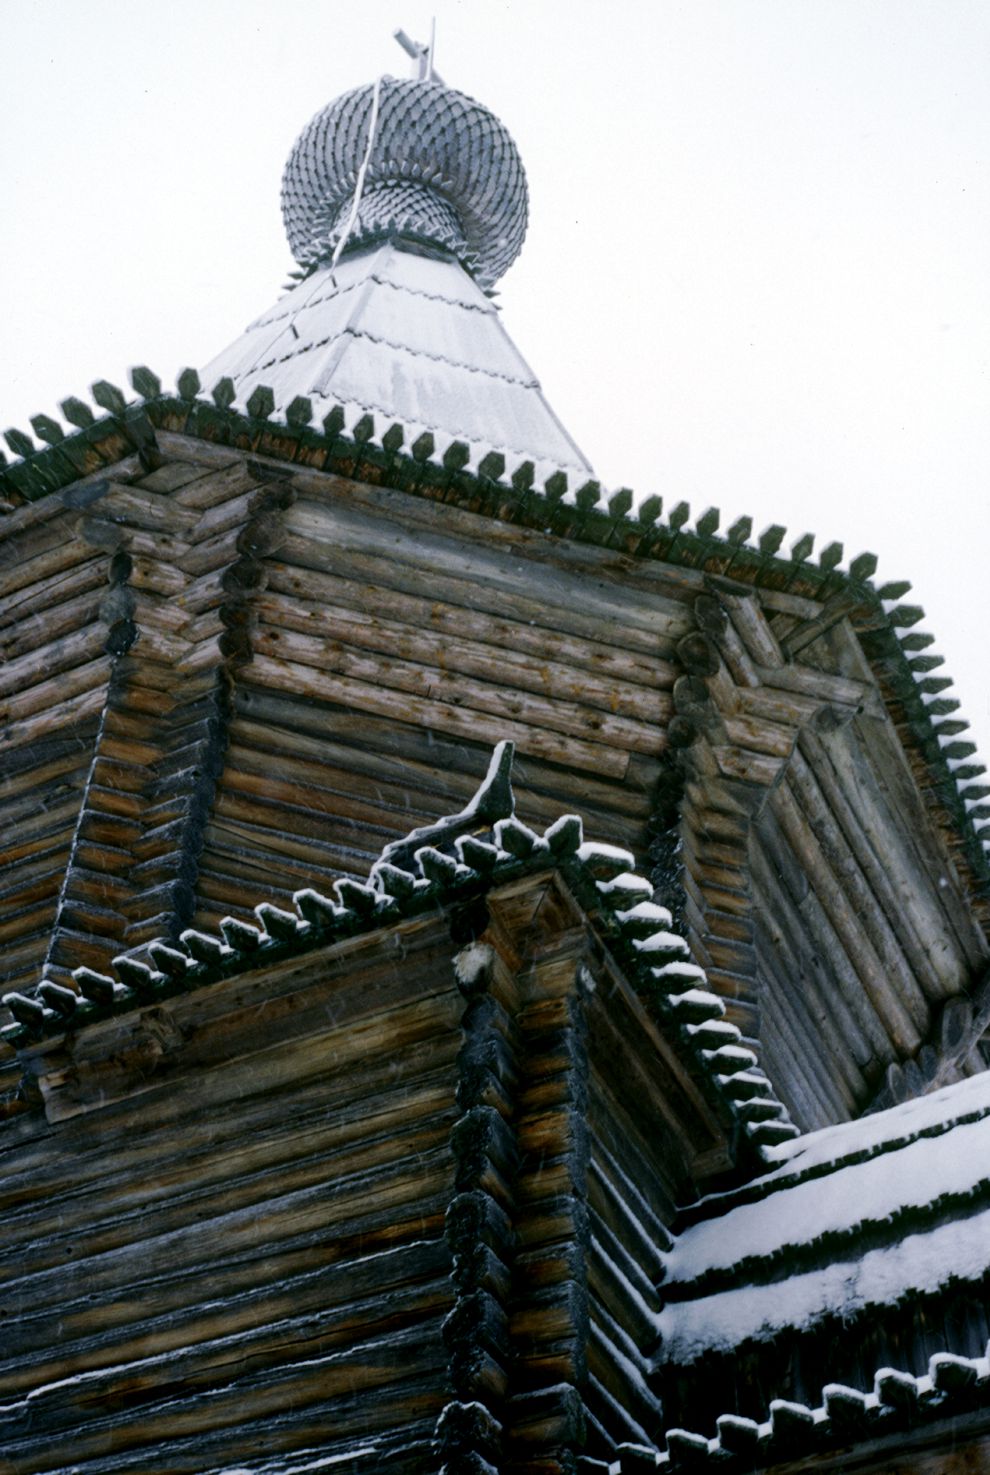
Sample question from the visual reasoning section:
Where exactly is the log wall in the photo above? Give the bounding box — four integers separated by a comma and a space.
0, 915, 464, 1474
0, 490, 109, 997
3, 433, 988, 1130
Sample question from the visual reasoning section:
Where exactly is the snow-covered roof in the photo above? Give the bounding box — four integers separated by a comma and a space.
659, 1068, 990, 1365
199, 241, 592, 486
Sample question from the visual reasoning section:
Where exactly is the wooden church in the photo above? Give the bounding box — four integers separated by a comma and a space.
2, 38, 990, 1475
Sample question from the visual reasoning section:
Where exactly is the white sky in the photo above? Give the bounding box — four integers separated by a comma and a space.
2, 0, 989, 764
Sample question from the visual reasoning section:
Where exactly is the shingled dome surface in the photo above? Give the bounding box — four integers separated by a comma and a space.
281, 77, 528, 287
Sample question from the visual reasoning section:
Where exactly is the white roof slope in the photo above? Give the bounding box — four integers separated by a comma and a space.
658, 1069, 990, 1363
200, 242, 593, 485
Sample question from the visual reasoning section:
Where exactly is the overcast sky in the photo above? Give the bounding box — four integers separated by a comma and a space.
2, 0, 988, 762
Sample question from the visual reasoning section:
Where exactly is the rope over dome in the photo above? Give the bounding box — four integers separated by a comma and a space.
281, 77, 528, 289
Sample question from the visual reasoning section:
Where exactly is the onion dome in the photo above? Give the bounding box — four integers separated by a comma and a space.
281, 77, 528, 289
201, 68, 591, 483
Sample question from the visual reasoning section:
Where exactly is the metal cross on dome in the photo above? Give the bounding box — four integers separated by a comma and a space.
393, 21, 444, 84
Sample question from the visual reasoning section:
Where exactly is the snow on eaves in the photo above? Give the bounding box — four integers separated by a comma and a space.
764, 1066, 990, 1174
666, 1100, 990, 1284
659, 1069, 990, 1364
658, 1197, 990, 1363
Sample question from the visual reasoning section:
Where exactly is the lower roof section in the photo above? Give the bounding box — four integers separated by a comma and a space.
653, 1067, 990, 1464
662, 1069, 990, 1362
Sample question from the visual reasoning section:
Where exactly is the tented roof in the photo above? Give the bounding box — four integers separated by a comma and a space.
199, 242, 593, 485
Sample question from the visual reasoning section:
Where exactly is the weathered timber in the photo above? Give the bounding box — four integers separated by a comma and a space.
242, 652, 634, 778
256, 587, 671, 721
279, 525, 683, 658
819, 717, 987, 973
264, 560, 672, 688
795, 735, 976, 998
771, 774, 927, 1047
252, 620, 668, 754
750, 821, 877, 1118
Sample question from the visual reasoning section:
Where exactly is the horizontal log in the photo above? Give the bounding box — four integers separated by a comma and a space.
127, 552, 188, 598
89, 483, 196, 535
0, 550, 105, 630
0, 585, 103, 663
0, 529, 105, 605
0, 681, 108, 756
289, 482, 693, 623
229, 697, 654, 824
4, 1093, 457, 1294
720, 711, 797, 760
279, 528, 678, 660
754, 660, 880, 714
171, 456, 263, 509
265, 560, 671, 689
252, 622, 666, 757
242, 653, 633, 779
0, 1321, 448, 1472
257, 589, 671, 723
8, 1030, 459, 1214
